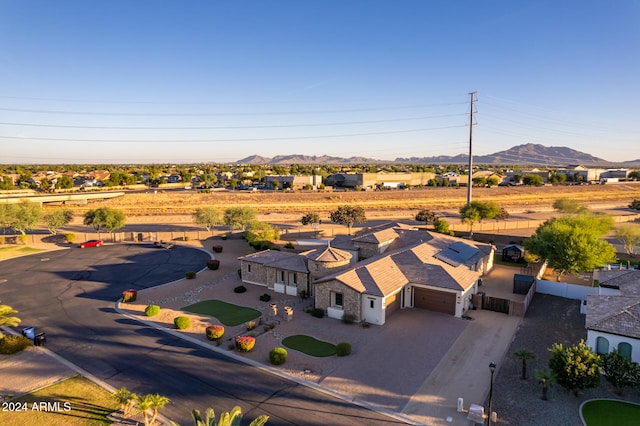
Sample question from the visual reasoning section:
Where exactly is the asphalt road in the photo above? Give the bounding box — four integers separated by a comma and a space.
0, 244, 406, 425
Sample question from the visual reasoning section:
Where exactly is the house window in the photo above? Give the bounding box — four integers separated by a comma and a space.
292, 273, 297, 284
596, 336, 610, 355
370, 299, 374, 309
333, 292, 343, 307
618, 342, 632, 361
277, 270, 285, 283
247, 264, 251, 273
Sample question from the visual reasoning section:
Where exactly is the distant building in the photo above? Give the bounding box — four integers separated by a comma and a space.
264, 175, 323, 190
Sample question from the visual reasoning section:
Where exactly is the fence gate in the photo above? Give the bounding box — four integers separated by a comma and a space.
482, 295, 510, 315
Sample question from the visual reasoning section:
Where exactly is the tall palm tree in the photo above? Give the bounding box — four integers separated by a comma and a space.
148, 393, 170, 426
135, 394, 153, 426
0, 303, 21, 338
514, 349, 536, 380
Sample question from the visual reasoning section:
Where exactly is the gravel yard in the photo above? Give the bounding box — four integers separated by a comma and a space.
487, 293, 640, 426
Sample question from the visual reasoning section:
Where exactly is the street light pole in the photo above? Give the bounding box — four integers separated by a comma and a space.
488, 362, 497, 426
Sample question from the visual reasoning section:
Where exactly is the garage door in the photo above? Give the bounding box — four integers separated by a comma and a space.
414, 288, 456, 315
384, 291, 402, 316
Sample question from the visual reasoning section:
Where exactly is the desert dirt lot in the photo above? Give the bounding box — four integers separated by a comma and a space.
71, 182, 640, 220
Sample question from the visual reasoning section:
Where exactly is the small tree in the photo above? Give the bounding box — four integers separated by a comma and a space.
44, 208, 73, 235
301, 212, 321, 226
193, 207, 223, 232
84, 207, 126, 234
0, 303, 21, 339
147, 393, 170, 426
415, 209, 436, 225
548, 340, 601, 396
459, 205, 481, 239
602, 349, 640, 396
432, 218, 454, 236
514, 349, 535, 380
224, 207, 257, 231
534, 368, 556, 401
9, 200, 42, 235
615, 224, 640, 257
329, 205, 367, 235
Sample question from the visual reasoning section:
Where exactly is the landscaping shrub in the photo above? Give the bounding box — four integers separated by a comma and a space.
311, 308, 325, 318
174, 316, 191, 330
207, 260, 220, 270
64, 232, 76, 244
185, 271, 197, 279
212, 245, 223, 253
0, 335, 31, 354
145, 305, 160, 317
235, 335, 255, 352
237, 268, 242, 278
304, 307, 313, 314
221, 234, 228, 240
284, 242, 295, 249
342, 313, 356, 324
269, 347, 288, 365
206, 325, 225, 341
336, 342, 352, 356
259, 293, 271, 302
122, 289, 137, 303
234, 285, 247, 293
245, 320, 256, 331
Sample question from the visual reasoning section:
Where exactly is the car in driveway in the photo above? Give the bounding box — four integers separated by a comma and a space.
79, 239, 103, 248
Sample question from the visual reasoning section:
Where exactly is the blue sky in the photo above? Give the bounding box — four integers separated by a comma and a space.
0, 1, 638, 164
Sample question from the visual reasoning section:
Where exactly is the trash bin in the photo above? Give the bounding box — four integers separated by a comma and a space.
34, 332, 47, 346
22, 326, 35, 339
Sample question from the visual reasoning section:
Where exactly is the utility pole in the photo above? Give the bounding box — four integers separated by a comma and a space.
467, 91, 476, 206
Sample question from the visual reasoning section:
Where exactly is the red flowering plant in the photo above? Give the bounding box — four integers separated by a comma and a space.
235, 335, 256, 352
122, 289, 137, 303
206, 325, 225, 341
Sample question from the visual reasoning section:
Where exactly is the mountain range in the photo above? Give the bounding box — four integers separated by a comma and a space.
237, 144, 640, 167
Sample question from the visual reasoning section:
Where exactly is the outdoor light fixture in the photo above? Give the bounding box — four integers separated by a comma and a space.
488, 362, 497, 426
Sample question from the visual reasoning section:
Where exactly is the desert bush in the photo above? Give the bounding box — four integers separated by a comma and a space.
122, 289, 137, 303
237, 268, 242, 278
245, 320, 256, 331
206, 260, 220, 270
259, 293, 271, 302
311, 308, 325, 318
336, 342, 352, 356
235, 335, 255, 352
304, 307, 313, 314
221, 234, 228, 240
64, 232, 76, 243
342, 313, 356, 324
269, 347, 288, 365
145, 305, 160, 317
174, 316, 191, 330
212, 245, 223, 253
185, 271, 197, 279
234, 285, 247, 293
0, 335, 31, 354
284, 242, 295, 249
206, 325, 225, 340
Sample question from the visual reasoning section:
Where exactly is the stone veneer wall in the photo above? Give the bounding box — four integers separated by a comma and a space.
314, 279, 362, 321
353, 241, 381, 259
308, 257, 352, 281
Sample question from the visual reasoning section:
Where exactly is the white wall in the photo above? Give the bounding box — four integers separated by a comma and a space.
587, 330, 640, 364
361, 295, 384, 325
536, 279, 598, 300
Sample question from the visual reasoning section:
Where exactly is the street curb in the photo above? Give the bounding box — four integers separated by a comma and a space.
115, 300, 425, 426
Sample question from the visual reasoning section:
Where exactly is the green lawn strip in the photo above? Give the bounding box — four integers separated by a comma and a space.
282, 335, 337, 357
0, 375, 118, 426
182, 299, 261, 326
0, 246, 45, 260
582, 400, 640, 426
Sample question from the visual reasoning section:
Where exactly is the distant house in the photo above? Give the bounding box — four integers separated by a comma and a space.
238, 224, 495, 325
264, 175, 323, 190
586, 270, 640, 363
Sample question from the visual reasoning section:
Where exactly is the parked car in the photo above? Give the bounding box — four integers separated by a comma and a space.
154, 241, 175, 249
79, 239, 103, 248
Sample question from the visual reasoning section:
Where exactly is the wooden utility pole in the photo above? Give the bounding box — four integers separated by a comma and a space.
467, 91, 476, 206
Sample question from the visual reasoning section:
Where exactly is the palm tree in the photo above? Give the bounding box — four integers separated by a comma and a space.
135, 394, 153, 426
514, 349, 535, 380
148, 393, 170, 426
111, 387, 138, 418
171, 406, 269, 426
0, 303, 21, 338
534, 368, 556, 400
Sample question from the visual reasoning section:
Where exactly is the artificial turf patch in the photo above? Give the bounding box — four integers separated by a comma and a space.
282, 335, 337, 357
182, 299, 261, 326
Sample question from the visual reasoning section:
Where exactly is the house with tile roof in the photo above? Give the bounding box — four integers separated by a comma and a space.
586, 270, 640, 363
238, 223, 495, 325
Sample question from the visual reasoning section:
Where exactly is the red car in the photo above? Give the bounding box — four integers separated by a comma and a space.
79, 239, 104, 248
